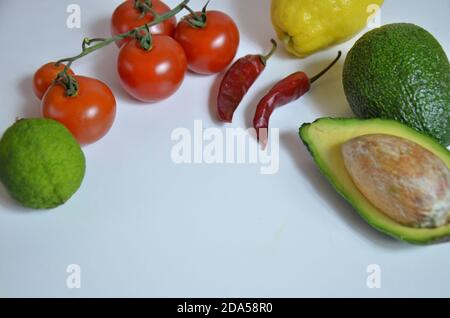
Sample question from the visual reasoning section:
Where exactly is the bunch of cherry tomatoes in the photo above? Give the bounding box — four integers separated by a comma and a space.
32, 0, 239, 145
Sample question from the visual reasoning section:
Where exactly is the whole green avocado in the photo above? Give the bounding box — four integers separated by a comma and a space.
343, 23, 450, 146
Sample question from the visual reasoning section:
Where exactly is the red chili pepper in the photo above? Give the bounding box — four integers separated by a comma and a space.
217, 39, 278, 123
254, 51, 342, 146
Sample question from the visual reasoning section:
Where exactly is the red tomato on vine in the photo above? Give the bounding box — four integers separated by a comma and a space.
117, 35, 187, 103
111, 0, 177, 48
174, 10, 240, 75
42, 76, 116, 145
33, 63, 74, 100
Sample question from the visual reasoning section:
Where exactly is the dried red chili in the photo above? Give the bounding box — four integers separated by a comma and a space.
254, 51, 342, 145
217, 39, 277, 123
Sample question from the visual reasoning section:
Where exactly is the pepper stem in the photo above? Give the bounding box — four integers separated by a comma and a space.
259, 39, 278, 65
309, 51, 342, 84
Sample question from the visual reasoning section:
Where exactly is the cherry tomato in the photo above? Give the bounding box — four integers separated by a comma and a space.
33, 62, 74, 100
42, 76, 116, 145
111, 0, 176, 48
117, 35, 187, 103
174, 10, 240, 75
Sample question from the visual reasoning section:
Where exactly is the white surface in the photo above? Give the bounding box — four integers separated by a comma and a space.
0, 0, 449, 298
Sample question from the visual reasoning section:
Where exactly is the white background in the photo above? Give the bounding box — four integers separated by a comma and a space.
0, 0, 449, 297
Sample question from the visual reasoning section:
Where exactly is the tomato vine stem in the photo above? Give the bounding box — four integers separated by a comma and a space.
184, 0, 210, 29
135, 0, 160, 19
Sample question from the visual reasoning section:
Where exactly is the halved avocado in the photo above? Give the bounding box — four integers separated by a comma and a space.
299, 118, 450, 244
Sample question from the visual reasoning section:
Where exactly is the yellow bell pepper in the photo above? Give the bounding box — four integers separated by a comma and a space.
271, 0, 384, 57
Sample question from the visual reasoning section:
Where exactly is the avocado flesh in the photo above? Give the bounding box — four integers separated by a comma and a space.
299, 118, 450, 244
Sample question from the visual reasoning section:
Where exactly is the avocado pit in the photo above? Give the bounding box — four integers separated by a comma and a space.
341, 134, 450, 228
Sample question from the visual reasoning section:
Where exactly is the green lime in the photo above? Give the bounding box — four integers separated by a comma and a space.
0, 119, 86, 209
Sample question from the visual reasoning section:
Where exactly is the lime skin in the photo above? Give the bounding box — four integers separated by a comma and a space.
0, 119, 86, 209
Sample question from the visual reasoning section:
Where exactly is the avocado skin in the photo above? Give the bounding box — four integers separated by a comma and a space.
299, 117, 450, 245
343, 23, 450, 146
